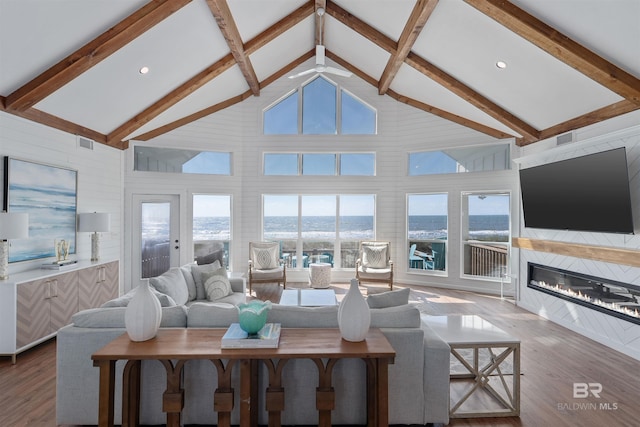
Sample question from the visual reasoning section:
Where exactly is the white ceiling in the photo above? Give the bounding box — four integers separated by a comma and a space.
1, 0, 638, 147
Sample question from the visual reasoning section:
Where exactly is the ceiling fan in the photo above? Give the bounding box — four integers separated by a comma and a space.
288, 8, 352, 79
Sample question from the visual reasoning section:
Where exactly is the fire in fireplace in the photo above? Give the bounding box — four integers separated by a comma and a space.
527, 263, 640, 325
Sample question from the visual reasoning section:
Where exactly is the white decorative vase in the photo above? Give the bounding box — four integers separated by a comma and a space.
125, 279, 162, 342
338, 278, 371, 342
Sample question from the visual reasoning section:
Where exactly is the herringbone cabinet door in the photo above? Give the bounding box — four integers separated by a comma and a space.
78, 262, 119, 311
49, 272, 79, 331
16, 279, 50, 348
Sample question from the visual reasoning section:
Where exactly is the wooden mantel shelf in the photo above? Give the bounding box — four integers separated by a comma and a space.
512, 237, 640, 268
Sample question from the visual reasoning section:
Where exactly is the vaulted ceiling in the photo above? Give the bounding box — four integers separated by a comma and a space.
1, 0, 639, 150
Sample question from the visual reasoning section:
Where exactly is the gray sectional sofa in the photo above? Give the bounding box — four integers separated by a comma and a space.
56, 265, 450, 426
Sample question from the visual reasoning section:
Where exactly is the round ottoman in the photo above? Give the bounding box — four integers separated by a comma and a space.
309, 263, 332, 288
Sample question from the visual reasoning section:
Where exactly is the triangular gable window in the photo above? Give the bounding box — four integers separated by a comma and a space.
264, 76, 376, 135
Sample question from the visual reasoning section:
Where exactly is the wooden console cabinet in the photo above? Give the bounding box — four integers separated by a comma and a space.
1, 260, 119, 363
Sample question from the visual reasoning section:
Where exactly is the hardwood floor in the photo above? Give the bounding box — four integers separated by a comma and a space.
1, 282, 639, 426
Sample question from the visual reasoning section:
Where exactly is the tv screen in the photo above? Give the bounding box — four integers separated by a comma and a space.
519, 147, 635, 234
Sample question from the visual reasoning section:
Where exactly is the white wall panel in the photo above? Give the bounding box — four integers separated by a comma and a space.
0, 112, 123, 280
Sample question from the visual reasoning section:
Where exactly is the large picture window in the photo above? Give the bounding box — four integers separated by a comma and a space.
263, 194, 375, 269
461, 192, 510, 279
263, 76, 376, 135
407, 193, 448, 272
193, 194, 231, 268
409, 144, 510, 176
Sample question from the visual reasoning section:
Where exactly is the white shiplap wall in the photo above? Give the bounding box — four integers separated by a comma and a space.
127, 72, 520, 289
0, 112, 123, 281
513, 110, 640, 361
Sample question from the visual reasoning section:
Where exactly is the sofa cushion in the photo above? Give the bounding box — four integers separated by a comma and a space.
203, 268, 232, 301
367, 288, 410, 308
149, 268, 189, 305
101, 287, 177, 308
72, 306, 187, 328
370, 304, 420, 328
180, 264, 198, 301
191, 261, 222, 300
187, 302, 239, 327
267, 305, 339, 328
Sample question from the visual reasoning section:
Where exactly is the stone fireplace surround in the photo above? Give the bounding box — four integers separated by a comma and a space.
527, 262, 640, 326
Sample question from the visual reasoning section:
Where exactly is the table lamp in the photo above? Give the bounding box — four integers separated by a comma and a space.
0, 212, 29, 280
78, 212, 110, 261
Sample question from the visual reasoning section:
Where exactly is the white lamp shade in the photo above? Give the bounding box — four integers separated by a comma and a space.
0, 212, 29, 239
78, 213, 110, 233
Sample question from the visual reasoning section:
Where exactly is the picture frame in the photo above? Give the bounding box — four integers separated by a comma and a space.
3, 157, 78, 263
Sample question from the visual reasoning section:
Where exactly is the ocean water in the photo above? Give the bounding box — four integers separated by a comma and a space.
186, 215, 509, 242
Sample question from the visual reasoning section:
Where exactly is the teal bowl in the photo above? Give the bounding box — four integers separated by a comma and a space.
237, 300, 272, 334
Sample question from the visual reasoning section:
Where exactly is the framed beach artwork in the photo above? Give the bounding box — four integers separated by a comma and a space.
3, 157, 77, 263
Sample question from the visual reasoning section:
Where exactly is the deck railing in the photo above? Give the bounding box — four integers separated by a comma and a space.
141, 241, 170, 278
469, 243, 507, 278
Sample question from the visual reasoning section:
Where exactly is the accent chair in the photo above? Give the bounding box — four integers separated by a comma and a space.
248, 241, 286, 295
355, 241, 393, 290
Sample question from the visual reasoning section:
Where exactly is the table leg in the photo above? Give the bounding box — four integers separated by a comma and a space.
312, 358, 338, 427
94, 359, 116, 427
262, 359, 289, 427
211, 359, 237, 427
375, 358, 391, 427
158, 360, 186, 427
122, 360, 141, 427
240, 359, 258, 427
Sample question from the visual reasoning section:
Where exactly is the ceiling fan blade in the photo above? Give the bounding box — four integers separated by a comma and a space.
324, 67, 353, 78
288, 68, 318, 79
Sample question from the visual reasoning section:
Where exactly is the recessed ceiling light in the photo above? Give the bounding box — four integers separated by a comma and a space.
139, 66, 150, 74
496, 61, 507, 70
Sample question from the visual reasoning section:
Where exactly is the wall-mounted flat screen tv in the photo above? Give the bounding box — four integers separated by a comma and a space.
519, 147, 635, 234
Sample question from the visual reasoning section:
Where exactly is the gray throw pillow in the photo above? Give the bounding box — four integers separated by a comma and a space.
202, 268, 232, 301
101, 288, 177, 307
149, 267, 189, 305
367, 287, 410, 308
180, 264, 198, 301
191, 260, 222, 300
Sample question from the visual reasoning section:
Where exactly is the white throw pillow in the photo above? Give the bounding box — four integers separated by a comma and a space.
202, 268, 232, 301
149, 267, 189, 305
252, 246, 278, 269
191, 260, 222, 300
362, 245, 387, 268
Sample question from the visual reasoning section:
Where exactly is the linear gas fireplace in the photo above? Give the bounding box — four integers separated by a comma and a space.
528, 263, 640, 325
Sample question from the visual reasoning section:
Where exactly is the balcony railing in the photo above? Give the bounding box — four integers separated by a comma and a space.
468, 243, 507, 278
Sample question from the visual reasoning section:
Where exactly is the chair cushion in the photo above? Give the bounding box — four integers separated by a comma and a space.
191, 260, 222, 300
252, 245, 279, 269
362, 244, 387, 268
367, 288, 410, 308
357, 266, 392, 279
202, 268, 233, 301
149, 267, 189, 305
252, 268, 284, 281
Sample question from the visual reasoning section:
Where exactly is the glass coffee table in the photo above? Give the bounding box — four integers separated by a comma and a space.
279, 288, 337, 306
421, 314, 520, 418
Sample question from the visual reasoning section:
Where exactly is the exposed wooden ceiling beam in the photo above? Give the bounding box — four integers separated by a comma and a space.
405, 52, 539, 142
207, 0, 260, 96
533, 100, 640, 146
0, 96, 108, 145
327, 0, 536, 141
107, 53, 237, 144
378, 0, 438, 95
465, 0, 640, 105
5, 0, 191, 112
387, 90, 514, 140
109, 4, 314, 145
325, 1, 397, 55
244, 2, 314, 55
134, 90, 253, 142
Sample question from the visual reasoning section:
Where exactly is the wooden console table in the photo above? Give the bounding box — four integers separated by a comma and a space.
92, 328, 395, 427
